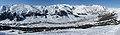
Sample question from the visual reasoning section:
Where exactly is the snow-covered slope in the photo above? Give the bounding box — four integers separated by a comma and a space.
0, 4, 117, 27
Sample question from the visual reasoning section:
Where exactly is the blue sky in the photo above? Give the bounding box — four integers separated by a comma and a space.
0, 0, 120, 8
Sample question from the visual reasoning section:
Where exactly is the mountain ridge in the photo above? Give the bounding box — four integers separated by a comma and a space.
0, 4, 118, 27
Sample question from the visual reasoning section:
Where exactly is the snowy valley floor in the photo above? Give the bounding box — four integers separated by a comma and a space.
0, 24, 120, 35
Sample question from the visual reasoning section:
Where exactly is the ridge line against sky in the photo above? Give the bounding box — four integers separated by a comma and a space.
0, 0, 120, 8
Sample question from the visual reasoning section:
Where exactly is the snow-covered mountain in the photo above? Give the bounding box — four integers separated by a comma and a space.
1, 4, 120, 35
0, 4, 118, 27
